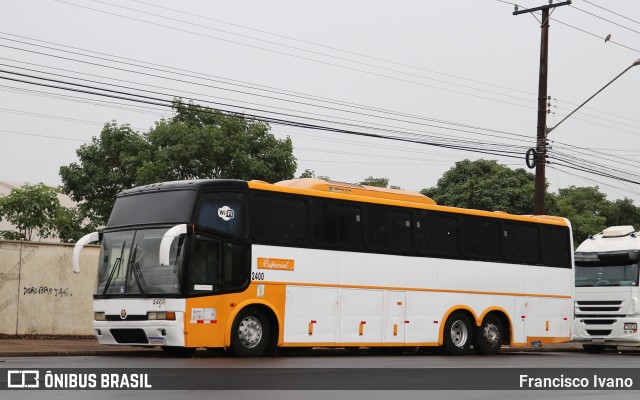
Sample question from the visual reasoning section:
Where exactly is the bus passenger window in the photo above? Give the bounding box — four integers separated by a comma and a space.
197, 192, 246, 238
502, 222, 540, 265
310, 201, 338, 246
252, 194, 307, 245
415, 211, 458, 258
337, 205, 361, 249
460, 216, 501, 261
541, 226, 571, 268
366, 206, 412, 253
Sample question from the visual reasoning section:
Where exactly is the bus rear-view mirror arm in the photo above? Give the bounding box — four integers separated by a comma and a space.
73, 231, 101, 274
159, 224, 188, 266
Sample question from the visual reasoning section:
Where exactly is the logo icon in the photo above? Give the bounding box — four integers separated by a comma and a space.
120, 309, 127, 320
7, 370, 40, 388
217, 206, 235, 221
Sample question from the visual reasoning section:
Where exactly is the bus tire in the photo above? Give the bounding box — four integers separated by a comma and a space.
442, 311, 473, 355
230, 307, 271, 357
473, 314, 504, 355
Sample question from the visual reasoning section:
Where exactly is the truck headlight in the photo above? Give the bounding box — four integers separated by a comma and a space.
624, 323, 637, 333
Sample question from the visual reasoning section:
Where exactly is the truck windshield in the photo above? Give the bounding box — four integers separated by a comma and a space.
575, 262, 639, 287
96, 228, 185, 295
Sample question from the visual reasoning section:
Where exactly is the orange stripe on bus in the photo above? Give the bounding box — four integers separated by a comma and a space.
258, 281, 571, 299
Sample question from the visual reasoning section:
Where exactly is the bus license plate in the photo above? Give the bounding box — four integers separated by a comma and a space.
591, 338, 605, 343
148, 337, 166, 345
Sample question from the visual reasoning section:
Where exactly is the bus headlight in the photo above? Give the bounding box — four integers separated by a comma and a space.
147, 311, 176, 320
624, 323, 637, 333
94, 312, 106, 321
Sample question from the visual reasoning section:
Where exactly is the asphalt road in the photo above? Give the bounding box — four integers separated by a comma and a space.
2, 351, 640, 399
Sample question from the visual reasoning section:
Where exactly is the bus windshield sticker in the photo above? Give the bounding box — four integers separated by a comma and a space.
194, 284, 213, 291
217, 206, 235, 221
257, 258, 295, 271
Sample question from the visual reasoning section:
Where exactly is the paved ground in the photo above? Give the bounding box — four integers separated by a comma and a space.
0, 336, 590, 357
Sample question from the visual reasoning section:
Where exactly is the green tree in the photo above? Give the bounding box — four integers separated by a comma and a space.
556, 186, 611, 244
0, 183, 78, 241
60, 123, 147, 227
421, 159, 556, 215
360, 176, 389, 188
601, 197, 640, 228
60, 100, 297, 227
137, 101, 296, 183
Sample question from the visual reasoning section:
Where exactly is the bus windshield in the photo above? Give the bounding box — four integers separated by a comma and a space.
96, 228, 185, 295
575, 262, 639, 287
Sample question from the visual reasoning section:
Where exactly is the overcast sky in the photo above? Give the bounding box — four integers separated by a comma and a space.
1, 0, 639, 205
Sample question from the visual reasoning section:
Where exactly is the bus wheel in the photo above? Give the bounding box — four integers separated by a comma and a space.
442, 312, 472, 355
473, 314, 504, 355
161, 346, 196, 357
230, 308, 271, 357
582, 344, 606, 354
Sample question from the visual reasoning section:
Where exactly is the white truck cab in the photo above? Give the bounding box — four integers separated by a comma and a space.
573, 225, 640, 353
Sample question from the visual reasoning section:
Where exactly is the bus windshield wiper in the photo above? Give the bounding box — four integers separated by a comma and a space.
103, 241, 126, 295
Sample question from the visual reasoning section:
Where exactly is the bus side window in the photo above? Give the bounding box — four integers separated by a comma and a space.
252, 194, 307, 245
222, 242, 250, 291
189, 235, 221, 293
460, 216, 501, 262
541, 226, 571, 268
502, 222, 540, 265
366, 206, 412, 253
414, 211, 459, 258
337, 204, 362, 249
310, 201, 338, 246
197, 192, 247, 238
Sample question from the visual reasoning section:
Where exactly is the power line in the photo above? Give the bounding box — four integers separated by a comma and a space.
571, 4, 640, 36
582, 0, 640, 27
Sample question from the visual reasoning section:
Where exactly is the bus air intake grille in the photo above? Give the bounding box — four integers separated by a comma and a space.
578, 307, 620, 312
586, 330, 612, 336
581, 319, 616, 325
577, 301, 622, 305
110, 328, 149, 344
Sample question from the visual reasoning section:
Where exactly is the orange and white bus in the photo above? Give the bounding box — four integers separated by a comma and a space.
73, 178, 574, 356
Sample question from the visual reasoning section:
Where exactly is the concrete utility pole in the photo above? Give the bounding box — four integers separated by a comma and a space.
514, 1, 571, 215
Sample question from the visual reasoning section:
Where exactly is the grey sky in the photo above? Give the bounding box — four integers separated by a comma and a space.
1, 0, 639, 204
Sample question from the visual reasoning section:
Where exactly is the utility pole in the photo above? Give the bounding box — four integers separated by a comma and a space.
514, 1, 571, 215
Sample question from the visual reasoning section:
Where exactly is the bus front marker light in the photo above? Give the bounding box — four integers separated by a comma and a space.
166, 312, 176, 320
94, 312, 105, 321
624, 323, 637, 333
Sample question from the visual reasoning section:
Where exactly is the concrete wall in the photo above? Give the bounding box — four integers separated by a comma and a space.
0, 241, 99, 335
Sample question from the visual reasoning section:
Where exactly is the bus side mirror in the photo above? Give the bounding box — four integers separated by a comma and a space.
159, 224, 188, 266
73, 231, 101, 274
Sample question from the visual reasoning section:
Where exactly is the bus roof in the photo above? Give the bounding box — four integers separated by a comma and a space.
272, 178, 436, 205
116, 178, 569, 227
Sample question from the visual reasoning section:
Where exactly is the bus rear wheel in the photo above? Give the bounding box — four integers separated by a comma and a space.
230, 307, 271, 357
473, 314, 504, 355
442, 312, 473, 355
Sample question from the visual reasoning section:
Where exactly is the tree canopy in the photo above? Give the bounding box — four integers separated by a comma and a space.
420, 159, 554, 215
0, 183, 83, 242
60, 100, 297, 227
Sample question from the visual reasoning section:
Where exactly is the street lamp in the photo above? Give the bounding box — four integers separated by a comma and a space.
547, 59, 640, 134
527, 59, 640, 214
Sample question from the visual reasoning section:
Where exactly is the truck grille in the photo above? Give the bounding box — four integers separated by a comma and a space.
575, 300, 623, 315
576, 300, 627, 338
